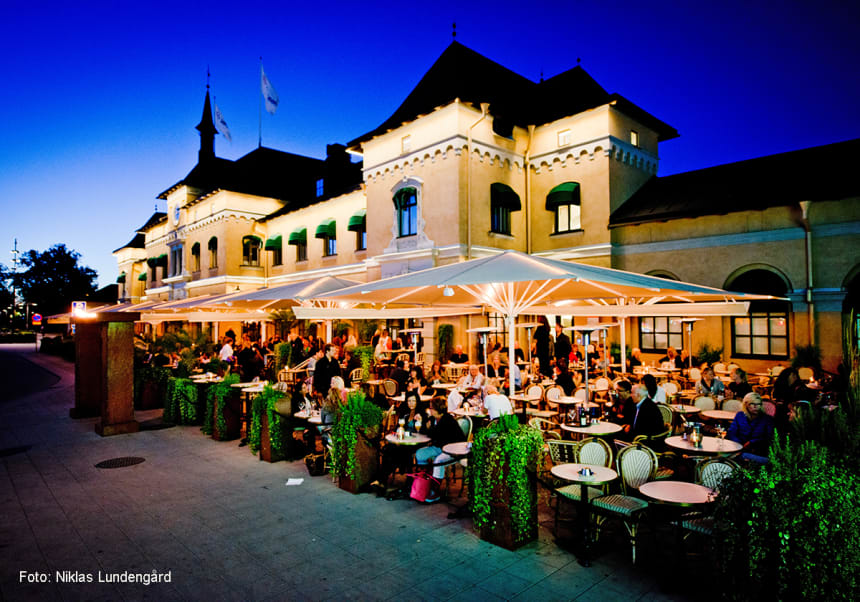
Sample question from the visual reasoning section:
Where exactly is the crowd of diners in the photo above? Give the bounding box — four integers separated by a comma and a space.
145, 319, 846, 494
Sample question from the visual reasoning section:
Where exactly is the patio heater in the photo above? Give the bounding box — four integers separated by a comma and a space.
467, 325, 502, 377
681, 318, 703, 370
515, 321, 541, 366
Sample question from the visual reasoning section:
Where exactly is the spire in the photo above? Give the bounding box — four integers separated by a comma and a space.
196, 72, 217, 162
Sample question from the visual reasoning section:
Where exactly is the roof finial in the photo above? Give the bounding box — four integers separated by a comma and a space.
206, 65, 210, 89
577, 57, 581, 65
540, 69, 544, 83
452, 22, 456, 40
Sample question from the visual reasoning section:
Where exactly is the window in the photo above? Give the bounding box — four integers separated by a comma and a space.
630, 130, 640, 147
289, 228, 307, 262
316, 179, 324, 198
546, 182, 581, 233
727, 269, 790, 359
242, 236, 262, 266
639, 317, 683, 353
207, 237, 218, 268
315, 219, 337, 257
347, 209, 367, 251
191, 242, 200, 272
394, 187, 417, 237
489, 183, 521, 236
401, 135, 411, 154
265, 235, 283, 266
170, 246, 183, 276
558, 129, 571, 147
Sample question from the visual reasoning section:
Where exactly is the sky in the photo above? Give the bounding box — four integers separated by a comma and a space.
1, 0, 858, 288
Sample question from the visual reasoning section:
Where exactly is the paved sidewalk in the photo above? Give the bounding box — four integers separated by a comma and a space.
0, 344, 696, 601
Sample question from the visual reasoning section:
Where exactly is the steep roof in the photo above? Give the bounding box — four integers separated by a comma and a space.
136, 212, 166, 233
348, 41, 676, 147
609, 138, 860, 227
156, 146, 324, 202
112, 232, 146, 253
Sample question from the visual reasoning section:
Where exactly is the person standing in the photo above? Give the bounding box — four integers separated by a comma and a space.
312, 344, 342, 395
533, 316, 551, 377
554, 323, 571, 367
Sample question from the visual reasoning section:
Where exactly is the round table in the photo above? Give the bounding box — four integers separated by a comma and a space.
640, 481, 716, 506
560, 421, 623, 437
551, 463, 618, 567
700, 409, 737, 421
294, 411, 322, 425
442, 441, 472, 457
450, 407, 488, 419
432, 383, 456, 390
385, 432, 431, 446
390, 393, 434, 403
669, 404, 700, 415
665, 435, 742, 455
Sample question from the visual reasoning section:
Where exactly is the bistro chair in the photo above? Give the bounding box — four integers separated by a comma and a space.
713, 362, 726, 373
528, 417, 561, 440
544, 385, 564, 420
577, 437, 613, 467
526, 384, 554, 419
688, 367, 702, 383
349, 367, 364, 387
382, 379, 398, 397
771, 365, 785, 377
456, 416, 473, 441
573, 388, 588, 401
727, 363, 740, 373
550, 439, 609, 534
592, 444, 658, 564
662, 381, 679, 397
694, 396, 716, 411
721, 398, 743, 414
695, 456, 740, 492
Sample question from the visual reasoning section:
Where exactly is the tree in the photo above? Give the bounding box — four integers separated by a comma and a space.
12, 244, 97, 316
0, 263, 14, 328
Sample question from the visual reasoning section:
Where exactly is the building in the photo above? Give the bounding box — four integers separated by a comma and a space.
115, 42, 860, 370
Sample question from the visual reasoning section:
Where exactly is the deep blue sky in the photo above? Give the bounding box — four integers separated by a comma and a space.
1, 1, 858, 288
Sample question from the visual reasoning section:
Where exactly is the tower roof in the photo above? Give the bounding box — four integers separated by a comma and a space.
196, 88, 217, 136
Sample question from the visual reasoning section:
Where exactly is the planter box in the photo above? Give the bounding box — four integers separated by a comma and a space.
213, 394, 241, 441
138, 380, 163, 410
335, 426, 380, 493
477, 465, 538, 550
259, 411, 286, 463
338, 476, 361, 494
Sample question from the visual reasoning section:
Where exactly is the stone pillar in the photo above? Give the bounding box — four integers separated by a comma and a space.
72, 312, 140, 436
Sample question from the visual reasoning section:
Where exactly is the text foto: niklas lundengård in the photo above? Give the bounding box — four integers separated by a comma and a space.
20, 570, 172, 585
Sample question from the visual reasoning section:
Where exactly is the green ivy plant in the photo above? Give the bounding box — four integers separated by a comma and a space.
696, 341, 723, 366
202, 373, 239, 436
248, 385, 288, 456
133, 364, 170, 409
330, 390, 383, 481
437, 323, 454, 363
163, 377, 198, 425
471, 414, 544, 543
354, 345, 374, 380
274, 342, 292, 373
713, 435, 860, 601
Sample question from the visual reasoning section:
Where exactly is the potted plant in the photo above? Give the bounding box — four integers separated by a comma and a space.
437, 323, 454, 363
330, 390, 383, 493
696, 341, 723, 366
163, 377, 199, 425
471, 414, 544, 550
134, 363, 170, 410
248, 385, 289, 462
354, 345, 374, 380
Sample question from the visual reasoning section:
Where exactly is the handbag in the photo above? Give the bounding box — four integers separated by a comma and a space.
406, 471, 440, 502
304, 453, 326, 476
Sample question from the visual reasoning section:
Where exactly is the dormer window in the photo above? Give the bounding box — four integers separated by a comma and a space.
401, 135, 412, 154
630, 130, 639, 147
316, 178, 324, 198
557, 129, 571, 147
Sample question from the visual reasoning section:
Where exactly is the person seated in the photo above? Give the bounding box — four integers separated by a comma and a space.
321, 376, 347, 425
486, 353, 506, 380
568, 343, 583, 363
772, 367, 814, 405
554, 358, 575, 396
625, 383, 665, 442
642, 373, 667, 404
372, 392, 429, 494
446, 388, 464, 412
458, 364, 485, 391
513, 341, 525, 363
483, 385, 514, 419
609, 379, 636, 429
389, 360, 410, 394
396, 391, 428, 432
415, 397, 467, 482
696, 366, 726, 398
679, 348, 693, 368
727, 393, 775, 462
408, 366, 429, 396
659, 346, 679, 368
449, 345, 469, 364
628, 347, 642, 369
727, 367, 753, 400
427, 360, 446, 385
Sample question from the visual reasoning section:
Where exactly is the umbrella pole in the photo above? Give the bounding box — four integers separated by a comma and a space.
584, 333, 589, 402
620, 318, 626, 376
602, 329, 608, 381
482, 333, 488, 377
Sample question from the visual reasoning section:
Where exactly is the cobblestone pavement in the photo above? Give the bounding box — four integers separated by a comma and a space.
0, 344, 701, 601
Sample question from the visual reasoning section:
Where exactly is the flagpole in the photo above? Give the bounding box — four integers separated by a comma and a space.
258, 56, 263, 148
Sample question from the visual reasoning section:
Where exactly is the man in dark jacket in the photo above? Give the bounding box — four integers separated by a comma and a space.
628, 383, 666, 441
554, 323, 571, 366
389, 360, 410, 394
312, 344, 342, 395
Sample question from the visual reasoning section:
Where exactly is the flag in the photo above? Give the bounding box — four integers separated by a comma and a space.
261, 65, 279, 115
214, 101, 232, 143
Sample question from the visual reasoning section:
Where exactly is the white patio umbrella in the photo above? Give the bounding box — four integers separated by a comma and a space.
314, 250, 770, 396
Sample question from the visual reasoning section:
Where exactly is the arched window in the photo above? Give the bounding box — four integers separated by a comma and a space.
546, 182, 581, 233
242, 235, 262, 267
207, 237, 218, 269
288, 228, 307, 262
490, 183, 521, 236
191, 242, 201, 272
348, 209, 367, 251
727, 269, 790, 358
394, 187, 417, 237
265, 235, 283, 266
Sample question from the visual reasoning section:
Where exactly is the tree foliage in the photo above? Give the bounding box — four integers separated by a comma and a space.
12, 244, 97, 315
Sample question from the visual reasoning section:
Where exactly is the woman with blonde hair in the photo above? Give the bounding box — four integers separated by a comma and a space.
727, 392, 775, 460
321, 376, 347, 424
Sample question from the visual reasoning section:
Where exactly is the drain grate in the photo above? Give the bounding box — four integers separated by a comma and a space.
95, 457, 146, 469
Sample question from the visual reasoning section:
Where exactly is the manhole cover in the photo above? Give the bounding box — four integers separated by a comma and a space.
95, 457, 146, 469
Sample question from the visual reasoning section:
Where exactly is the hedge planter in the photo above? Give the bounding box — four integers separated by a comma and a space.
331, 391, 383, 493
213, 394, 241, 441
260, 411, 287, 462
249, 386, 290, 463
471, 414, 543, 550
163, 378, 200, 425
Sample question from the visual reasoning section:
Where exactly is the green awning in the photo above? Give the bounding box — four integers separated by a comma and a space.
116, 272, 126, 284
288, 228, 307, 245
490, 183, 521, 211
207, 236, 218, 250
191, 241, 200, 254
138, 273, 148, 281
146, 257, 158, 268
157, 253, 168, 267
546, 182, 580, 210
264, 235, 282, 251
347, 209, 366, 231
242, 235, 262, 245
315, 218, 336, 239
